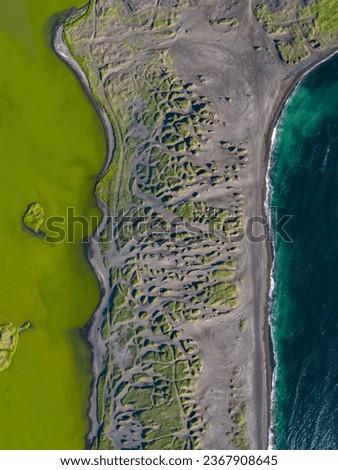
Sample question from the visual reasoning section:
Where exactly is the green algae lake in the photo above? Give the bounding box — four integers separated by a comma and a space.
0, 1, 105, 449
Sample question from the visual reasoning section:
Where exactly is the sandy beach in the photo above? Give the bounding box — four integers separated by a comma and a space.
55, 0, 338, 450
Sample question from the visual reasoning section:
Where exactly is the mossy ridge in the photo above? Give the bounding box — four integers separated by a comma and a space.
63, 3, 180, 216
95, 270, 204, 449
63, 3, 125, 213
210, 17, 239, 28
64, 1, 244, 450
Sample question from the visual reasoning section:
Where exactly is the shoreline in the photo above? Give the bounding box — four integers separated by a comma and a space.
52, 16, 114, 449
261, 47, 338, 449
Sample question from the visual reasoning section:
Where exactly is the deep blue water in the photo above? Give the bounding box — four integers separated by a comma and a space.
270, 53, 338, 449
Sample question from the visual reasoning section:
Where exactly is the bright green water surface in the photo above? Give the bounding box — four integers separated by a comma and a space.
0, 1, 105, 449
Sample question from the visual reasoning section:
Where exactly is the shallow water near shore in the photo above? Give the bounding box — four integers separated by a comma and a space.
0, 1, 105, 449
270, 53, 338, 449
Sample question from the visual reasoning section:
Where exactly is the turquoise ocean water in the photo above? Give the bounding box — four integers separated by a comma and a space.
269, 53, 338, 449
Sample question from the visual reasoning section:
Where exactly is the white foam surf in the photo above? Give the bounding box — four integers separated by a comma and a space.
264, 122, 279, 450
264, 50, 338, 449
